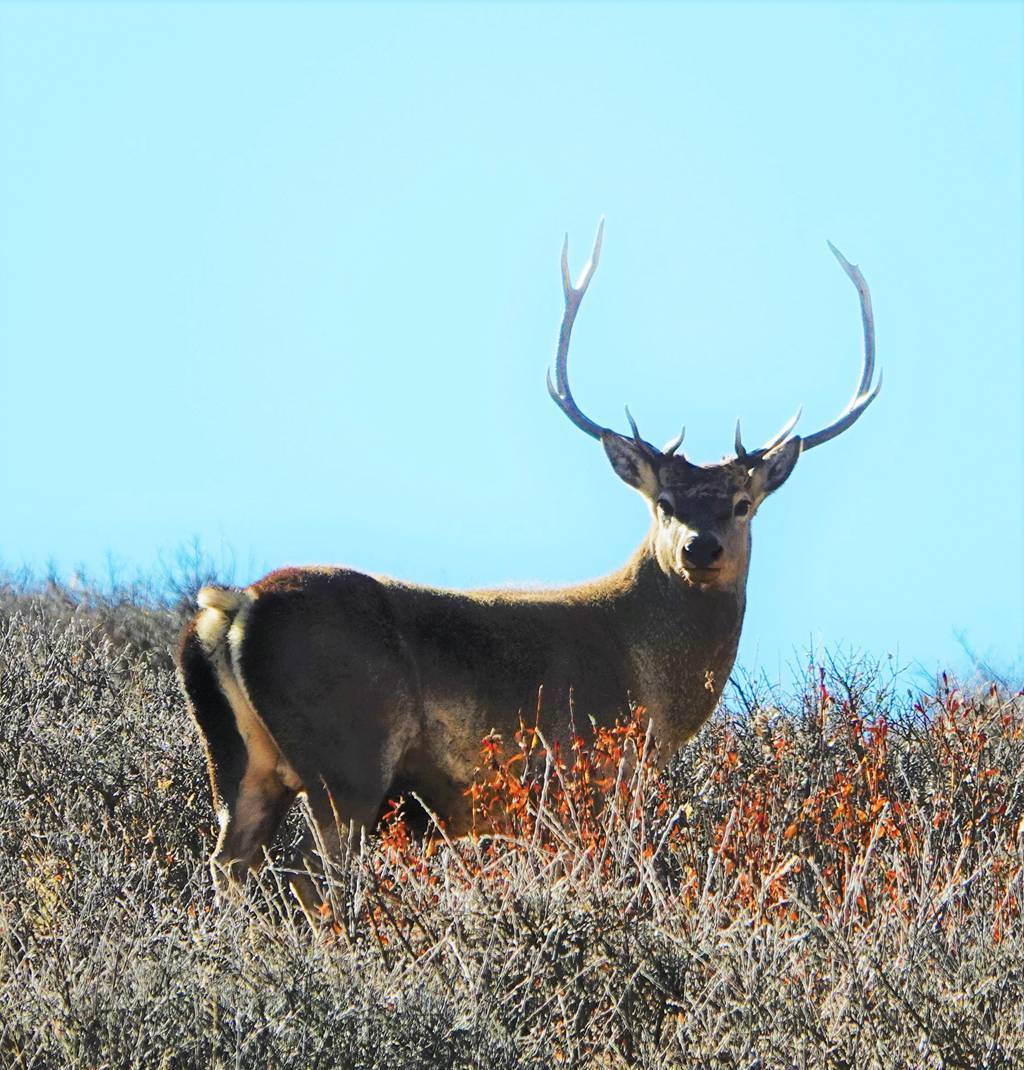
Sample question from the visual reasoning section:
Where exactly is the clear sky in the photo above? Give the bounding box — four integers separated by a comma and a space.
1, 2, 1021, 684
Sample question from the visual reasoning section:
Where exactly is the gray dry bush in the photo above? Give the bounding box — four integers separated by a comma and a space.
0, 571, 1022, 1069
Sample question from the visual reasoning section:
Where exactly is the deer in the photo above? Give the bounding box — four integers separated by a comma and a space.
177, 222, 880, 908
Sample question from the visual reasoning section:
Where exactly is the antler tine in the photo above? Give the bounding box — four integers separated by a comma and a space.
553, 218, 604, 399
734, 419, 747, 460
625, 406, 662, 461
662, 427, 686, 456
828, 242, 875, 397
759, 407, 803, 455
800, 243, 881, 452
560, 219, 605, 306
734, 407, 801, 463
547, 219, 609, 441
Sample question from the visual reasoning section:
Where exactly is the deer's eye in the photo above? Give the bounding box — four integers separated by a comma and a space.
734, 499, 752, 518
656, 496, 675, 519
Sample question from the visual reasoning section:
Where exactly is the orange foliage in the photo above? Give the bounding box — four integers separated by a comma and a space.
359, 676, 1022, 945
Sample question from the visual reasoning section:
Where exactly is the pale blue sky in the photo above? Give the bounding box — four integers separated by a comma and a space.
1, 2, 1021, 682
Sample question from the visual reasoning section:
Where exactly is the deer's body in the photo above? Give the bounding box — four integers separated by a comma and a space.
180, 538, 743, 865
178, 222, 879, 909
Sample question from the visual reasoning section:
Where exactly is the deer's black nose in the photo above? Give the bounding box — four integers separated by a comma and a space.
683, 534, 723, 569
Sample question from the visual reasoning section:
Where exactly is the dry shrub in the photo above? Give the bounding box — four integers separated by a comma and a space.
306, 675, 1024, 1067
1, 573, 1022, 1069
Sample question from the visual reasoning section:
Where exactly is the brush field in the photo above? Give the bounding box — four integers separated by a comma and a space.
1, 572, 1022, 1069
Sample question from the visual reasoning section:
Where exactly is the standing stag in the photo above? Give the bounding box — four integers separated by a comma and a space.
178, 223, 880, 903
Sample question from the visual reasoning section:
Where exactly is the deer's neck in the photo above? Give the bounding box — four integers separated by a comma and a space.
602, 539, 747, 752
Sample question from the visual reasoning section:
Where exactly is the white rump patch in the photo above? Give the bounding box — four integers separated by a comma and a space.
195, 607, 230, 652
198, 586, 244, 613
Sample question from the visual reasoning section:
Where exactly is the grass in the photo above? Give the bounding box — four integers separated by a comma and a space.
0, 570, 1021, 1068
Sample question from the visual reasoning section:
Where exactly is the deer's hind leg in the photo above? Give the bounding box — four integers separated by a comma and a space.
273, 708, 419, 919
179, 620, 299, 893
283, 726, 421, 919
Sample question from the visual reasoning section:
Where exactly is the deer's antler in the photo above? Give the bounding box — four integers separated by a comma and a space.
734, 242, 881, 461
547, 220, 664, 462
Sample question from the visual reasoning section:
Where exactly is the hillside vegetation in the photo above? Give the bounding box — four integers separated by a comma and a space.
1, 573, 1022, 1069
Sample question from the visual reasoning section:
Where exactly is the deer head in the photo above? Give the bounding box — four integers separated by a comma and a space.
547, 220, 880, 591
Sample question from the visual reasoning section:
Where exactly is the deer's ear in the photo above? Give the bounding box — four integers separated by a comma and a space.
748, 437, 802, 502
602, 433, 661, 499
